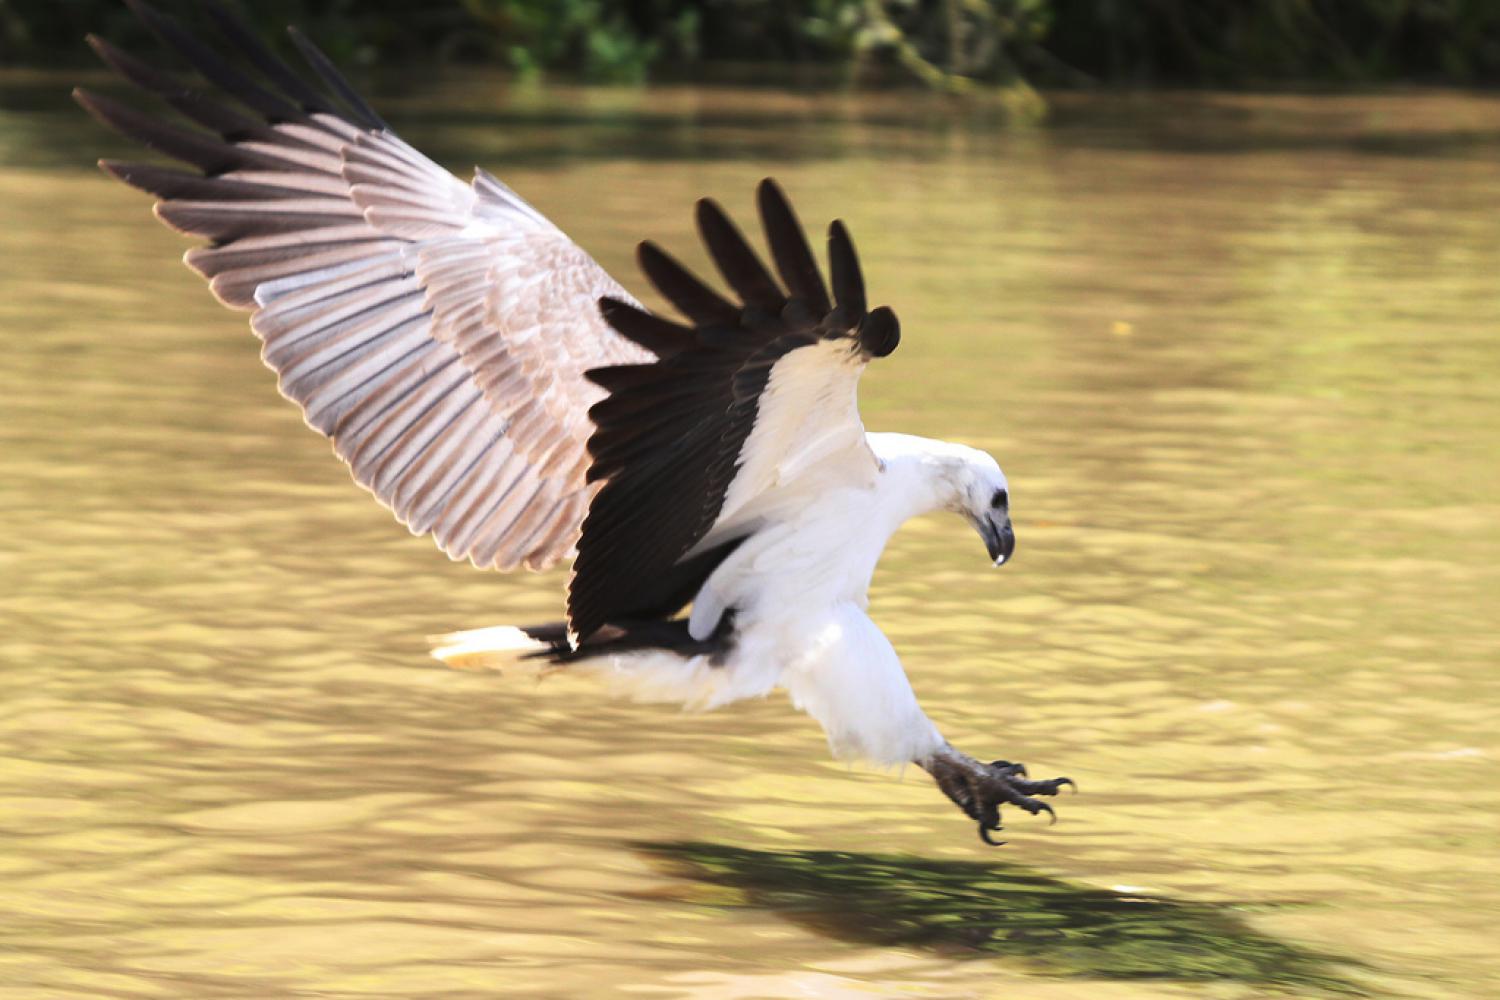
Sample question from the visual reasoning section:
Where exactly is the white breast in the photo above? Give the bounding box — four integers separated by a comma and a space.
689, 476, 892, 641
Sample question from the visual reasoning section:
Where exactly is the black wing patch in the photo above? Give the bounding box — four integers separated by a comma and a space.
567, 179, 899, 642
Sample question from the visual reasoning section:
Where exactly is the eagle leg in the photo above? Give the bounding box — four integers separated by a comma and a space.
919, 746, 1074, 846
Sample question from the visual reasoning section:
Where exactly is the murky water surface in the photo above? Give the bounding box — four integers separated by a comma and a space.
2, 73, 1498, 999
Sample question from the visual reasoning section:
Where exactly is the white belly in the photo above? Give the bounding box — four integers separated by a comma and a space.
574, 476, 944, 766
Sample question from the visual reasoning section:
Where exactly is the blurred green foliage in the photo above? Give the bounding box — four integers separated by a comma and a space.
4, 0, 1500, 88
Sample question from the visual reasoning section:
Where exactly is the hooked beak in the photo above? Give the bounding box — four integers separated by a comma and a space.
975, 513, 1016, 567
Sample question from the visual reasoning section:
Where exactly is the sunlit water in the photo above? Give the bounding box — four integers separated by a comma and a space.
2, 72, 1498, 998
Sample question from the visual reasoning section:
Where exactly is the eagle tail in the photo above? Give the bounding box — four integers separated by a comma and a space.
429, 615, 738, 673
427, 624, 567, 671
428, 616, 771, 711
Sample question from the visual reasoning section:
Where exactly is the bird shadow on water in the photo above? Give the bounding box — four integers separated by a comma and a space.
633, 841, 1375, 996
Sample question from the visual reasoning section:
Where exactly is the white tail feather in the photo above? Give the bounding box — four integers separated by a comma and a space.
428, 625, 547, 671
426, 624, 774, 711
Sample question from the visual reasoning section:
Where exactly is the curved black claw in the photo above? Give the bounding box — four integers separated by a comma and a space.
978, 823, 1007, 846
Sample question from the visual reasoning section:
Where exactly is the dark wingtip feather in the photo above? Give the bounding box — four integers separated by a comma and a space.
583, 362, 660, 393
858, 305, 900, 358
97, 157, 173, 194
695, 196, 783, 309
96, 158, 160, 198
755, 177, 832, 316
637, 240, 740, 327
75, 87, 284, 175
201, 1, 334, 116
827, 219, 866, 319
599, 297, 694, 359
86, 31, 271, 141
84, 35, 166, 102
286, 25, 389, 131
123, 0, 304, 124
72, 86, 105, 119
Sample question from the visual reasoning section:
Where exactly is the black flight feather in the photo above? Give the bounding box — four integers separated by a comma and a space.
286, 26, 391, 132
123, 0, 306, 125
85, 35, 274, 143
583, 362, 663, 394
200, 1, 342, 120
570, 179, 899, 641
695, 198, 783, 310
74, 88, 287, 176
827, 219, 866, 318
637, 242, 741, 327
756, 178, 831, 315
597, 297, 694, 359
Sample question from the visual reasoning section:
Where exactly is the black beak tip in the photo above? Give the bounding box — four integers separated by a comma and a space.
986, 522, 1016, 566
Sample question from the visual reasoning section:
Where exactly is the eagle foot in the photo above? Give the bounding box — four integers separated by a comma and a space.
921, 748, 1074, 846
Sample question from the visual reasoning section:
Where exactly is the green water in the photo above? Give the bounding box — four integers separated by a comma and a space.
1, 74, 1498, 998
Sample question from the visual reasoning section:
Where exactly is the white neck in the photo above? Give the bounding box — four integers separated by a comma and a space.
689, 432, 989, 638
866, 432, 975, 525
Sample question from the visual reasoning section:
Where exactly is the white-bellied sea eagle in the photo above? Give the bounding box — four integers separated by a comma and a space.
76, 0, 1074, 844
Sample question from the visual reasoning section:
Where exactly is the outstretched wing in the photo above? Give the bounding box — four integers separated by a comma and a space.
568, 179, 901, 641
75, 0, 651, 571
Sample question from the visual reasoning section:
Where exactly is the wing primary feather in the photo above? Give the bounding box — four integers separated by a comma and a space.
85, 35, 276, 143
201, 1, 341, 118
99, 160, 297, 202
636, 242, 740, 327
286, 27, 391, 132
756, 177, 831, 315
73, 89, 286, 176
584, 362, 665, 393
122, 0, 305, 125
695, 197, 784, 309
827, 219, 866, 318
598, 297, 693, 358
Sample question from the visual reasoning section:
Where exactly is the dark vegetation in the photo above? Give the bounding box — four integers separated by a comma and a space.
5, 0, 1500, 91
